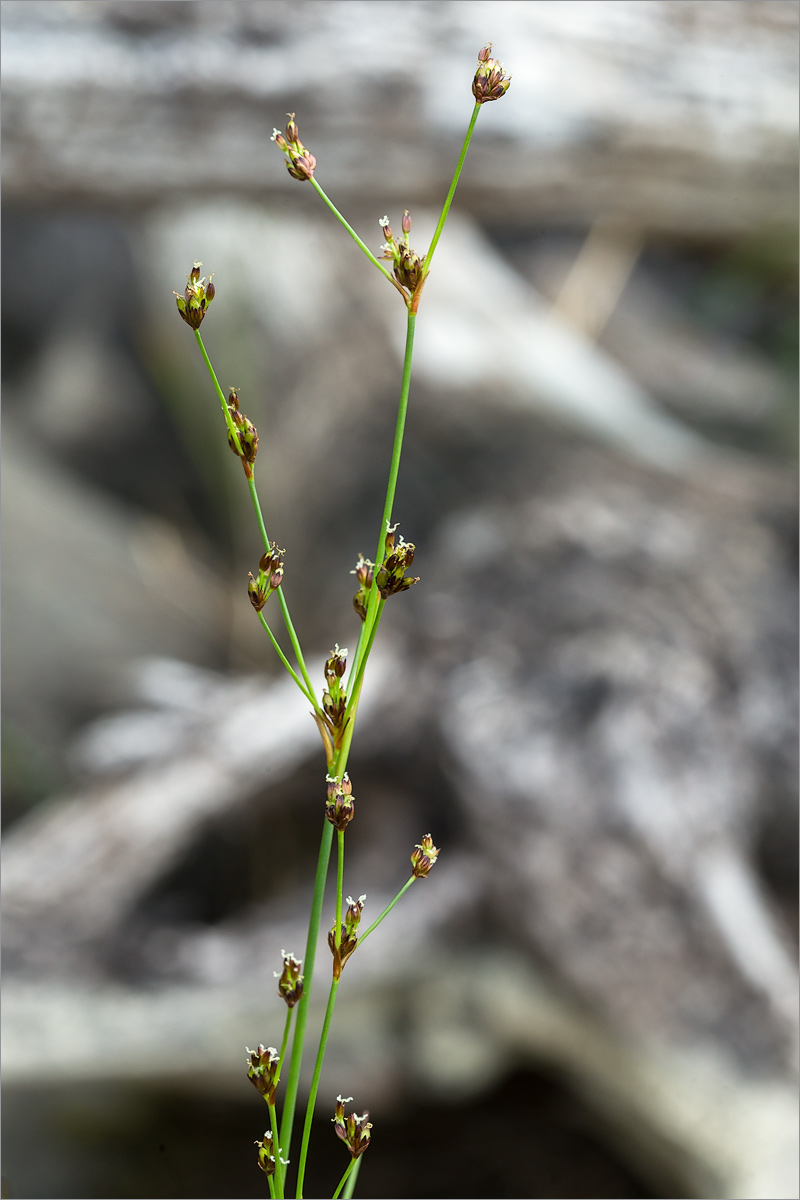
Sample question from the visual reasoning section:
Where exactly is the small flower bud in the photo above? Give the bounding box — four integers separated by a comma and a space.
328, 895, 365, 978
269, 567, 284, 590
325, 644, 348, 682
332, 1097, 373, 1160
255, 1129, 277, 1177
246, 1044, 281, 1104
228, 414, 259, 463
394, 245, 424, 292
344, 894, 366, 937
375, 529, 420, 599
248, 572, 269, 612
271, 113, 317, 181
477, 42, 492, 64
275, 951, 304, 1009
254, 1129, 289, 1178
228, 387, 240, 412
286, 153, 317, 182
174, 260, 216, 329
350, 555, 375, 621
402, 210, 412, 235
411, 833, 440, 878
325, 782, 355, 831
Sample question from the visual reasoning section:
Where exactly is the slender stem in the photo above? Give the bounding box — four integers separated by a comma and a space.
332, 1159, 357, 1200
267, 1171, 277, 1200
358, 877, 416, 945
348, 308, 416, 690
273, 1002, 295, 1198
342, 1156, 362, 1199
279, 819, 334, 1182
257, 611, 316, 705
418, 103, 480, 285
309, 178, 408, 300
246, 474, 317, 703
193, 329, 317, 701
268, 1101, 285, 1199
278, 1006, 294, 1075
342, 600, 385, 731
295, 977, 341, 1198
194, 327, 247, 451
335, 829, 345, 950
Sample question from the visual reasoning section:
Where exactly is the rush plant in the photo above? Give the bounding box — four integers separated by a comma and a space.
174, 44, 510, 1200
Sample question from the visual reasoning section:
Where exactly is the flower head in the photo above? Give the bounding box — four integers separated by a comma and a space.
332, 1096, 373, 1159
472, 43, 511, 104
174, 260, 216, 329
274, 951, 304, 1009
271, 112, 317, 181
246, 1044, 281, 1103
411, 833, 440, 879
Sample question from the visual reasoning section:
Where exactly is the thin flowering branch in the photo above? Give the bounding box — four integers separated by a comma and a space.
358, 836, 440, 945
189, 325, 320, 706
270, 114, 409, 301
341, 1156, 362, 1199
414, 45, 510, 309
180, 45, 511, 1200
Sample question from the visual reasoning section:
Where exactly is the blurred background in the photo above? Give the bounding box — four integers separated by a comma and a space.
2, 2, 798, 1197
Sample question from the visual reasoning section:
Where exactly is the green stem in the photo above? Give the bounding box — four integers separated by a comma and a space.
309, 178, 405, 294
279, 819, 334, 1182
193, 329, 316, 702
246, 474, 317, 703
335, 829, 345, 950
272, 1001, 295, 1198
342, 600, 385, 732
295, 977, 341, 1198
348, 308, 416, 691
267, 1171, 276, 1200
268, 1100, 285, 1199
278, 1006, 294, 1075
357, 877, 416, 945
342, 1156, 362, 1199
194, 327, 247, 451
257, 611, 317, 705
332, 1159, 357, 1200
419, 102, 480, 283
